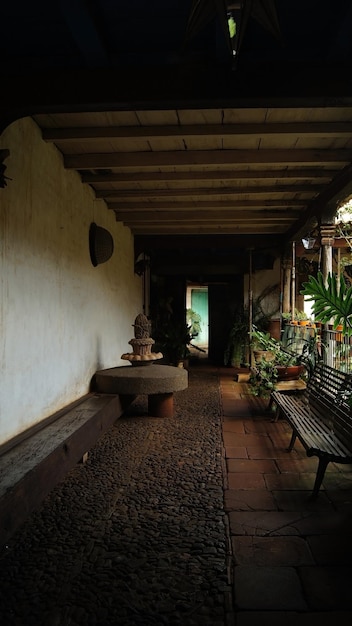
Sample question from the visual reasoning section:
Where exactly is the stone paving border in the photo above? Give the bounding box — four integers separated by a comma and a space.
0, 366, 233, 626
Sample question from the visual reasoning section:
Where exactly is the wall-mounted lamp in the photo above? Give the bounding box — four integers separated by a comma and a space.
302, 236, 316, 250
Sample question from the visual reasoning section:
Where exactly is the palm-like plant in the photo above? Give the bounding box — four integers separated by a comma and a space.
301, 272, 352, 336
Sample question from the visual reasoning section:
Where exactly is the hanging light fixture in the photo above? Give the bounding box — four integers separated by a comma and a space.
302, 236, 316, 250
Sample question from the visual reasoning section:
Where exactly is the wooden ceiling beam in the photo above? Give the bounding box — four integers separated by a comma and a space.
95, 184, 322, 199
129, 224, 286, 235
81, 169, 337, 183
134, 233, 280, 251
114, 210, 300, 222
43, 122, 352, 142
65, 149, 352, 169
107, 199, 306, 211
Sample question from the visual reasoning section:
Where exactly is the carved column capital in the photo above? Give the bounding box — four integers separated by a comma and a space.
320, 224, 335, 246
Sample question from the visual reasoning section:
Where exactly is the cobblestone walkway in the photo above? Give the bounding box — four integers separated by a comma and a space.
0, 365, 232, 626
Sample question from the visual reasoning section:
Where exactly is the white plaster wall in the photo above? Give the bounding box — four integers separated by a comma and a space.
244, 258, 281, 319
0, 118, 142, 446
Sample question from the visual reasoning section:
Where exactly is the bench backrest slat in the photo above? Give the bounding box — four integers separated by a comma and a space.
307, 363, 352, 448
307, 363, 352, 401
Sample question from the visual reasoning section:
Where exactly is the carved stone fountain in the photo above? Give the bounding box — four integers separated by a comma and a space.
121, 313, 163, 366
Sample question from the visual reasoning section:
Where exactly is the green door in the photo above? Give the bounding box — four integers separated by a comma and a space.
191, 289, 208, 346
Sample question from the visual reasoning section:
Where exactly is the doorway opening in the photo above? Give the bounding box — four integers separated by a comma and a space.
186, 285, 209, 360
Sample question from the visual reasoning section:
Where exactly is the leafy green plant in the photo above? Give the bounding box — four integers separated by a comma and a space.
249, 324, 319, 397
157, 320, 193, 363
249, 357, 279, 397
224, 309, 249, 367
250, 327, 298, 398
251, 327, 300, 366
294, 309, 308, 321
301, 272, 352, 336
186, 308, 202, 338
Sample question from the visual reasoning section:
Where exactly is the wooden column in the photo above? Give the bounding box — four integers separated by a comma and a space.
320, 224, 335, 366
320, 224, 335, 283
282, 260, 292, 315
291, 242, 296, 320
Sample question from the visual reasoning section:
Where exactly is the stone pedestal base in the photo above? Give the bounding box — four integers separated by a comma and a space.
94, 364, 188, 418
148, 393, 174, 418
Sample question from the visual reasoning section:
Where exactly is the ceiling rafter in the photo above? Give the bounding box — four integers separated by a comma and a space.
106, 200, 306, 211
80, 169, 337, 184
65, 149, 352, 170
95, 184, 322, 199
113, 210, 299, 223
42, 122, 352, 141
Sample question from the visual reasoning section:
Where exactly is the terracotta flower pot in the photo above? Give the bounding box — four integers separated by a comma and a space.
275, 365, 304, 381
335, 325, 343, 341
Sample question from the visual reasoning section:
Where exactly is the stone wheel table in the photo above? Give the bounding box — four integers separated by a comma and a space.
94, 364, 188, 418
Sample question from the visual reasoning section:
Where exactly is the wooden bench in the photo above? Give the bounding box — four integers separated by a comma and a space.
270, 363, 352, 498
0, 392, 124, 547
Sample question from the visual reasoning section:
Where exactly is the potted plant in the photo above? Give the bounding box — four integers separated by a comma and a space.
294, 309, 310, 325
282, 311, 292, 325
155, 316, 206, 368
186, 308, 202, 339
249, 326, 308, 397
249, 357, 279, 397
160, 320, 193, 367
224, 308, 250, 367
152, 299, 205, 368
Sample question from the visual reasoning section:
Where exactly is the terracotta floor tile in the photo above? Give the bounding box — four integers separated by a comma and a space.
239, 610, 352, 626
324, 489, 352, 511
222, 414, 247, 422
247, 444, 296, 460
323, 472, 352, 489
232, 535, 314, 566
236, 611, 326, 626
264, 472, 319, 491
228, 510, 310, 536
257, 419, 291, 433
307, 534, 352, 565
227, 472, 266, 490
221, 400, 253, 417
223, 432, 270, 447
224, 488, 277, 511
234, 565, 308, 610
276, 456, 319, 473
289, 510, 352, 535
299, 565, 352, 610
222, 421, 246, 433
243, 420, 276, 434
227, 458, 278, 473
272, 490, 334, 512
221, 391, 239, 400
224, 446, 248, 459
